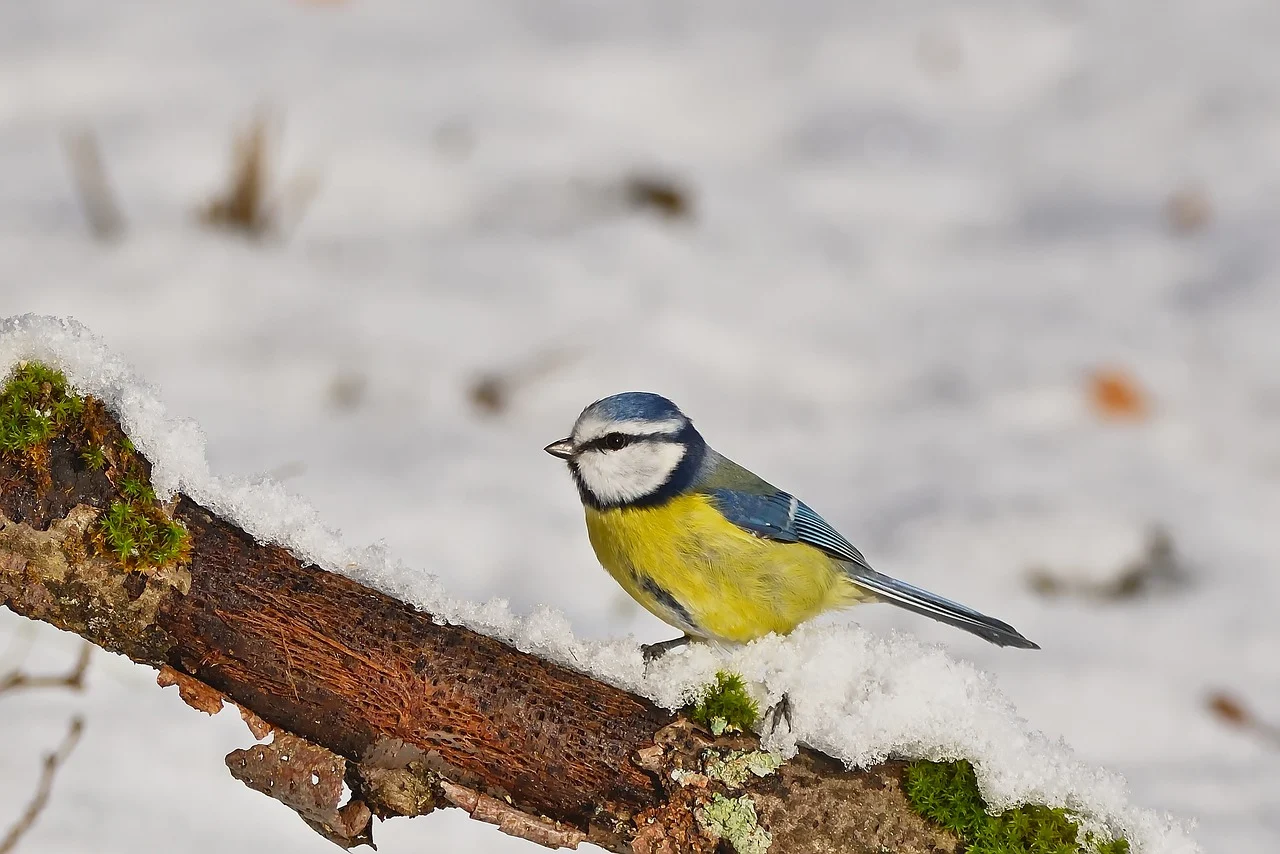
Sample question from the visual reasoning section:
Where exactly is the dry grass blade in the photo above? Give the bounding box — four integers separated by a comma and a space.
200, 112, 274, 238
62, 128, 126, 241
0, 641, 92, 695
0, 717, 85, 854
199, 111, 320, 240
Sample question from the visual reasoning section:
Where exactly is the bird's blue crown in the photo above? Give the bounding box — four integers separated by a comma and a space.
585, 391, 686, 425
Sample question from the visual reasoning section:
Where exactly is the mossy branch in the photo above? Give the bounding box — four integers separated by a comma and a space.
0, 363, 1127, 854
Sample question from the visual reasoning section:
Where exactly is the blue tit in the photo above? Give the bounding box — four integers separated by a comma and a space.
545, 392, 1038, 654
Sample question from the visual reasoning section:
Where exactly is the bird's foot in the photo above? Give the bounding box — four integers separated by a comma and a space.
762, 693, 794, 736
642, 636, 691, 663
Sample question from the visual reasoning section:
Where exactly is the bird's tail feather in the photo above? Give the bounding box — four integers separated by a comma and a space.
850, 571, 1039, 649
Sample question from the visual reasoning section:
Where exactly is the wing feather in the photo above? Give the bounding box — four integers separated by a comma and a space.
705, 487, 869, 569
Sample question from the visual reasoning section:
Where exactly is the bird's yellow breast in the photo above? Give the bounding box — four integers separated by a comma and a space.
584, 493, 866, 643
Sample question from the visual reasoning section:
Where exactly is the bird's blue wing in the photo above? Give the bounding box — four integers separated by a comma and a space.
703, 489, 799, 542
699, 460, 1040, 648
705, 488, 872, 571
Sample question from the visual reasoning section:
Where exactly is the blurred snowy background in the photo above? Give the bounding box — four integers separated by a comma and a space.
2, 0, 1279, 851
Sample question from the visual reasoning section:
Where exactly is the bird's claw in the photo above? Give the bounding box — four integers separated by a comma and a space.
642, 636, 691, 663
762, 693, 794, 736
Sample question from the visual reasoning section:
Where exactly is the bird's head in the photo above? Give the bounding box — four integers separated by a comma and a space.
545, 392, 707, 508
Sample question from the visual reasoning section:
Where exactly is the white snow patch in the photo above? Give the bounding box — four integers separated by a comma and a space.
1, 314, 1199, 854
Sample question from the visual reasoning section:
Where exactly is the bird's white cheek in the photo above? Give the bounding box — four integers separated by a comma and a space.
576, 443, 687, 504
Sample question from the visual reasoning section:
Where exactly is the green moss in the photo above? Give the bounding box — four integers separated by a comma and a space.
119, 474, 156, 503
903, 760, 1130, 854
696, 793, 771, 854
686, 671, 759, 735
91, 438, 190, 570
81, 444, 108, 470
0, 362, 81, 455
2, 361, 190, 572
98, 431, 189, 569
95, 500, 189, 569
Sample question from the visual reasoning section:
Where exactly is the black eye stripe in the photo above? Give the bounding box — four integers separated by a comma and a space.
581, 431, 677, 452
581, 432, 636, 452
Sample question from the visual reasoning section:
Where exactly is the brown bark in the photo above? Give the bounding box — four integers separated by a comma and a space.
0, 406, 959, 854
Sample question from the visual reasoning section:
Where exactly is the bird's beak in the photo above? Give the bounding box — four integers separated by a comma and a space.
543, 438, 575, 460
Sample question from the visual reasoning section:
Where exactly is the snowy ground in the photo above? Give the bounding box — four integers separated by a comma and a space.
3, 0, 1280, 851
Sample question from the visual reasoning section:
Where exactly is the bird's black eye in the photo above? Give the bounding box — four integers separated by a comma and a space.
601, 433, 630, 451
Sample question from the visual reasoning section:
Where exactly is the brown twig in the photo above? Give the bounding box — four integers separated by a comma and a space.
0, 716, 85, 854
0, 641, 92, 696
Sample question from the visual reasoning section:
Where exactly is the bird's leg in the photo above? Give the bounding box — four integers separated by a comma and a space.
642, 635, 692, 663
762, 693, 794, 736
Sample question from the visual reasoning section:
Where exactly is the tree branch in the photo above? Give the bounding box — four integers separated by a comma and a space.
0, 641, 92, 695
0, 716, 84, 854
0, 402, 960, 853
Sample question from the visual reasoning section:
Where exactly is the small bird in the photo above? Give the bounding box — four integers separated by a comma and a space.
545, 392, 1038, 656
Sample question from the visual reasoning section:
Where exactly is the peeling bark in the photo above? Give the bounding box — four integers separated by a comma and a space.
227, 733, 375, 848
0, 402, 962, 854
440, 780, 588, 848
157, 664, 227, 715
